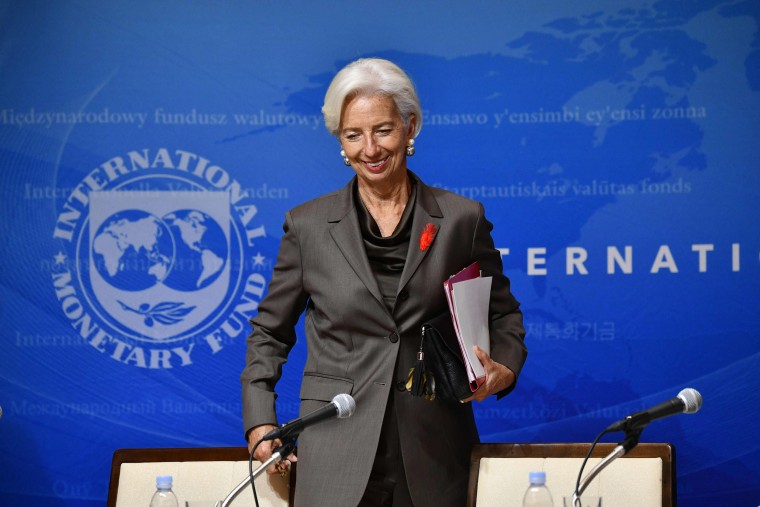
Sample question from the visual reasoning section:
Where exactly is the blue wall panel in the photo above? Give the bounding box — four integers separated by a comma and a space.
0, 1, 758, 505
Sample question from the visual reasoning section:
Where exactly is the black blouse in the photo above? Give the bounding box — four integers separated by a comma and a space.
354, 179, 417, 312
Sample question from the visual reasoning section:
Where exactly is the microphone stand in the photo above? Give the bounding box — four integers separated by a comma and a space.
571, 430, 641, 507
218, 438, 296, 507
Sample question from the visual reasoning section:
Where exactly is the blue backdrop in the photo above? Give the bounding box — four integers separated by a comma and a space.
1, 0, 759, 505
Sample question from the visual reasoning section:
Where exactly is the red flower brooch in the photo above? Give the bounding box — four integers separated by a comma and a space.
419, 223, 437, 251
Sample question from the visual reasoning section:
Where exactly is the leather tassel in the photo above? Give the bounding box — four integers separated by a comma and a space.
407, 325, 435, 400
409, 351, 426, 397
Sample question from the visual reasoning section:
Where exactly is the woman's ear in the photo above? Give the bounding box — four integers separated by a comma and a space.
406, 113, 417, 138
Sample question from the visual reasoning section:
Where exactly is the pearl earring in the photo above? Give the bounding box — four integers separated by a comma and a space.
405, 139, 415, 157
340, 149, 350, 166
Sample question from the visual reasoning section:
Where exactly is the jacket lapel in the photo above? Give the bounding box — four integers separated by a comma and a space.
328, 172, 444, 311
327, 178, 386, 309
397, 173, 443, 296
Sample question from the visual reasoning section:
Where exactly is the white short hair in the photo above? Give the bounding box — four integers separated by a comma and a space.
322, 58, 422, 138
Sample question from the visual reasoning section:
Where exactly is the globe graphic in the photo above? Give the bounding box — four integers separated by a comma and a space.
162, 209, 228, 291
92, 210, 175, 291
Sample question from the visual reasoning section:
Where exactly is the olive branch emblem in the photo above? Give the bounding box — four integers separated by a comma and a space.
118, 301, 196, 327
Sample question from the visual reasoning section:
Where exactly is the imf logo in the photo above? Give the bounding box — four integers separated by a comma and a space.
50, 148, 270, 368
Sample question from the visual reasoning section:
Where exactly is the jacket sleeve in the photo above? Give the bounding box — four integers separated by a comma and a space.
241, 211, 309, 438
470, 203, 527, 398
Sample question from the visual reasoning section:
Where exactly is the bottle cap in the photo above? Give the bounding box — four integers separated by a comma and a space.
156, 475, 173, 488
529, 471, 546, 485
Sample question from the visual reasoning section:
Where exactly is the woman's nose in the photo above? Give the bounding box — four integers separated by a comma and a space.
363, 137, 380, 157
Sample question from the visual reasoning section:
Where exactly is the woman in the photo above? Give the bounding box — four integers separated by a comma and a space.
242, 58, 527, 507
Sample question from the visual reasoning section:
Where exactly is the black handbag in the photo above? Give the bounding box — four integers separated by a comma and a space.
407, 311, 473, 403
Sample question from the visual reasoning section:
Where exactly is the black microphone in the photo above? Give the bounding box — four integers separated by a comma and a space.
262, 393, 356, 441
606, 388, 702, 433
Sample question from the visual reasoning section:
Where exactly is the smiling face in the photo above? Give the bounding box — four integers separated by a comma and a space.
339, 94, 416, 192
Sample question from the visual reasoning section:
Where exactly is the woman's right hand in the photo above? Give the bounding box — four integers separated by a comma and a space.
247, 424, 298, 475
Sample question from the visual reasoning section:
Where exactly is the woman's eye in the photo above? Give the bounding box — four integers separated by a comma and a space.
376, 129, 392, 136
345, 133, 360, 141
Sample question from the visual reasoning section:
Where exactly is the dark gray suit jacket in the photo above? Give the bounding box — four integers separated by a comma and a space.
242, 172, 527, 506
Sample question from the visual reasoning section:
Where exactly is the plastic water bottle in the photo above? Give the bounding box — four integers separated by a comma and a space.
522, 471, 554, 507
149, 475, 179, 507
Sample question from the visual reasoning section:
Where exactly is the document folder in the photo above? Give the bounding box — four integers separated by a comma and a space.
443, 261, 492, 391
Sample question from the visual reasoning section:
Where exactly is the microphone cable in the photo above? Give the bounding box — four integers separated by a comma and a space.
573, 426, 614, 500
248, 439, 263, 507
